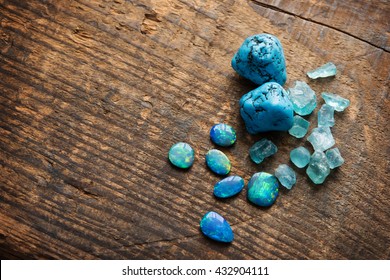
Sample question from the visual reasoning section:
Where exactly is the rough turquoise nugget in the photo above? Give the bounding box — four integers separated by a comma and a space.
247, 172, 279, 207
200, 211, 234, 243
210, 123, 237, 147
168, 142, 195, 169
232, 34, 287, 86
205, 149, 231, 175
214, 176, 245, 198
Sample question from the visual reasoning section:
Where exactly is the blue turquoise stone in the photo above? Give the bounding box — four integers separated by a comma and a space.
213, 176, 245, 198
240, 82, 294, 134
247, 172, 279, 207
205, 149, 231, 175
232, 34, 287, 86
290, 146, 311, 168
210, 123, 237, 147
326, 148, 344, 169
200, 211, 234, 243
168, 142, 194, 169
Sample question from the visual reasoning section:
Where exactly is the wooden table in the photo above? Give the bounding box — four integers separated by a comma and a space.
0, 0, 389, 259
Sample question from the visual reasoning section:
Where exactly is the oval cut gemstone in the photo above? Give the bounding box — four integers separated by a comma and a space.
168, 142, 195, 169
210, 123, 237, 147
247, 172, 279, 207
205, 149, 231, 175
213, 176, 245, 198
200, 211, 234, 243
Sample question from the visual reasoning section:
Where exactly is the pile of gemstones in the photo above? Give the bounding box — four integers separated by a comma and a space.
168, 34, 350, 243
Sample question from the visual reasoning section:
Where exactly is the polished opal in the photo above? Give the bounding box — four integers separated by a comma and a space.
168, 142, 195, 169
240, 82, 294, 134
322, 92, 350, 112
200, 211, 234, 243
247, 172, 279, 207
290, 146, 311, 168
214, 176, 245, 198
307, 127, 335, 151
249, 138, 277, 164
318, 104, 335, 127
205, 149, 231, 175
306, 151, 330, 184
232, 34, 287, 86
210, 123, 237, 147
287, 81, 317, 116
307, 62, 337, 79
326, 148, 344, 169
288, 115, 310, 138
275, 164, 296, 190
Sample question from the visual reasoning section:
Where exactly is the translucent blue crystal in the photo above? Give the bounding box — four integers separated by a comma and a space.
168, 142, 195, 169
318, 104, 335, 127
210, 123, 237, 147
307, 127, 335, 151
247, 172, 279, 207
275, 164, 296, 189
287, 81, 317, 116
249, 138, 277, 164
326, 148, 344, 169
232, 34, 287, 86
288, 115, 310, 138
290, 146, 311, 168
200, 211, 234, 243
306, 151, 330, 184
307, 62, 337, 79
213, 176, 245, 198
205, 149, 231, 175
322, 92, 350, 112
240, 82, 294, 134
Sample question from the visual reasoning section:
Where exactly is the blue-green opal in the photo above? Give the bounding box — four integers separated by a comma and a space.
307, 62, 337, 79
306, 151, 330, 184
210, 123, 237, 147
307, 127, 335, 151
168, 142, 195, 169
275, 164, 296, 190
200, 211, 234, 243
318, 104, 335, 127
205, 149, 231, 175
247, 172, 279, 207
214, 176, 245, 198
290, 146, 311, 168
322, 92, 350, 112
231, 34, 287, 86
288, 115, 310, 138
326, 148, 344, 169
249, 138, 277, 164
287, 81, 317, 116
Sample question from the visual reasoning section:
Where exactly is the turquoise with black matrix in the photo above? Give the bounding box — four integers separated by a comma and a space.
168, 142, 194, 169
214, 176, 245, 198
205, 149, 231, 175
247, 172, 279, 207
210, 123, 237, 147
200, 211, 234, 243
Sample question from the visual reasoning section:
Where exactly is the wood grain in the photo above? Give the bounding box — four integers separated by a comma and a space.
0, 0, 389, 259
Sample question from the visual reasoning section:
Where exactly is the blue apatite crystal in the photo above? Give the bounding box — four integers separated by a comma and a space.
318, 104, 335, 127
287, 81, 317, 116
232, 34, 287, 86
307, 127, 335, 151
288, 115, 310, 138
205, 149, 231, 175
275, 164, 296, 189
249, 138, 277, 164
307, 62, 337, 79
210, 123, 237, 147
290, 146, 311, 168
322, 92, 350, 112
240, 82, 294, 134
168, 142, 195, 169
326, 148, 344, 169
247, 172, 279, 207
214, 176, 245, 198
200, 211, 234, 243
306, 151, 331, 184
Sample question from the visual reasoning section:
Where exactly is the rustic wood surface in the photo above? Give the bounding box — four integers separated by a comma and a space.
0, 0, 389, 259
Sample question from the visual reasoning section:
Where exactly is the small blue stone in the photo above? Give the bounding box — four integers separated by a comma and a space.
326, 148, 344, 169
322, 92, 350, 112
307, 62, 337, 79
290, 146, 311, 168
200, 211, 234, 243
318, 104, 335, 127
232, 34, 287, 86
247, 172, 279, 207
168, 142, 195, 169
287, 81, 317, 116
307, 127, 335, 151
288, 115, 310, 138
240, 82, 294, 134
249, 138, 278, 164
213, 176, 245, 198
205, 149, 231, 175
275, 164, 296, 190
210, 123, 237, 147
306, 151, 331, 184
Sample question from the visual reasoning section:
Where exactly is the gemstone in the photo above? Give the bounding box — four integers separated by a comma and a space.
318, 104, 335, 127
231, 34, 287, 86
240, 82, 294, 134
321, 92, 350, 112
275, 164, 296, 190
288, 115, 310, 138
307, 127, 335, 151
326, 148, 344, 169
306, 151, 331, 184
249, 138, 277, 164
200, 211, 234, 243
210, 123, 237, 147
168, 142, 195, 169
205, 149, 231, 175
287, 81, 317, 116
290, 146, 311, 168
247, 172, 279, 207
307, 62, 337, 79
213, 176, 245, 198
